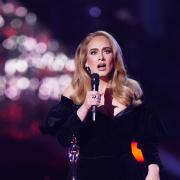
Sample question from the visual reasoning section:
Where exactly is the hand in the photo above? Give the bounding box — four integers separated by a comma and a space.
77, 91, 102, 121
145, 172, 160, 180
82, 91, 102, 111
145, 164, 160, 180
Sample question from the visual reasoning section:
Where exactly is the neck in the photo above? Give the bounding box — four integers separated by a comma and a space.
99, 79, 109, 93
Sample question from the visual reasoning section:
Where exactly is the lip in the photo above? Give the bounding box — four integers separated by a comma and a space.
98, 67, 106, 71
97, 63, 106, 69
97, 63, 106, 71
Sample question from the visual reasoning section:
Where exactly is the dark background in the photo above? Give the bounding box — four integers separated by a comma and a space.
0, 0, 180, 179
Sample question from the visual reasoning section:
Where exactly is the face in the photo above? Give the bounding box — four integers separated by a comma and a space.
86, 36, 114, 80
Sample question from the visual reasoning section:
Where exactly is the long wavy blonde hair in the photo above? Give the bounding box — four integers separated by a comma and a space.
70, 31, 142, 106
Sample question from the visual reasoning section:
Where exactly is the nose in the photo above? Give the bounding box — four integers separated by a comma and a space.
98, 52, 105, 61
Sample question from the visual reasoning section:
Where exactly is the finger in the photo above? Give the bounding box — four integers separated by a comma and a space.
87, 92, 95, 100
91, 92, 98, 99
96, 94, 101, 100
92, 94, 96, 99
99, 92, 104, 96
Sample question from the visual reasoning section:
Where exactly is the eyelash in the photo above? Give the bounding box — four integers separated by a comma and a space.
90, 51, 97, 55
105, 49, 112, 54
90, 49, 112, 55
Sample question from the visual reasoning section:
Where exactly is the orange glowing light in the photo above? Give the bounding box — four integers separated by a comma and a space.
131, 141, 144, 162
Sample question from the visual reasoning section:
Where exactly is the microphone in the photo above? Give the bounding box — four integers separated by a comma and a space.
91, 73, 100, 121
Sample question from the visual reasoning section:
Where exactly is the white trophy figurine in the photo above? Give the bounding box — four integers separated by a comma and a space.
68, 135, 80, 180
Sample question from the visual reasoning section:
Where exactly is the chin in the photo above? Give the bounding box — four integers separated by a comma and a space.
98, 72, 110, 80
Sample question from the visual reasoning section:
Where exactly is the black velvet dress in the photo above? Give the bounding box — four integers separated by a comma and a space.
41, 96, 164, 180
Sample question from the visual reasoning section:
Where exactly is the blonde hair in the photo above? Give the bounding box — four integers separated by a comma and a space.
71, 31, 142, 106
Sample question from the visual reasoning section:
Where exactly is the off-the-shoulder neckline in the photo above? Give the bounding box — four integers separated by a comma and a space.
61, 95, 80, 106
61, 95, 143, 119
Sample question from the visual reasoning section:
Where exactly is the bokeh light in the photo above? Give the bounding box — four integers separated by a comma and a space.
0, 15, 5, 28
15, 6, 28, 17
16, 77, 30, 90
5, 86, 20, 100
2, 36, 17, 50
89, 6, 102, 17
0, 1, 74, 103
2, 2, 15, 14
10, 18, 23, 29
25, 12, 37, 25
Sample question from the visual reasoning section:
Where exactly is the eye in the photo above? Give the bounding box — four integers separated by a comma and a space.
104, 48, 112, 54
90, 50, 97, 55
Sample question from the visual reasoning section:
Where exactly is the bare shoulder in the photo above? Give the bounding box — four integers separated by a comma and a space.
62, 83, 75, 98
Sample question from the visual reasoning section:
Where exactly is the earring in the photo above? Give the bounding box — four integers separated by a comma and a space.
85, 66, 91, 75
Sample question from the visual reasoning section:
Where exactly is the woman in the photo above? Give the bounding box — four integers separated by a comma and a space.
41, 31, 164, 180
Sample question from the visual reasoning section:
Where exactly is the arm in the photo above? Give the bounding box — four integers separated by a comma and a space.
63, 84, 92, 121
40, 97, 84, 147
140, 138, 161, 180
146, 164, 160, 180
41, 84, 101, 146
63, 84, 101, 121
135, 104, 165, 180
40, 84, 84, 146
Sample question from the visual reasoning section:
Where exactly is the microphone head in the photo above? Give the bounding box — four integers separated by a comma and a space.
91, 73, 99, 91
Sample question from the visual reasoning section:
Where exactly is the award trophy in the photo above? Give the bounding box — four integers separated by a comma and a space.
68, 135, 80, 180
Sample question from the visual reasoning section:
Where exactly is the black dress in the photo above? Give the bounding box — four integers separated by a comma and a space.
41, 96, 165, 180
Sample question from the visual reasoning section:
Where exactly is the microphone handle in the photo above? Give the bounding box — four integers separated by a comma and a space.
92, 84, 97, 122
92, 105, 96, 121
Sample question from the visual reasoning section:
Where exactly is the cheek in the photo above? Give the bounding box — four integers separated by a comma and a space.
86, 56, 96, 67
109, 62, 114, 72
107, 56, 114, 69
